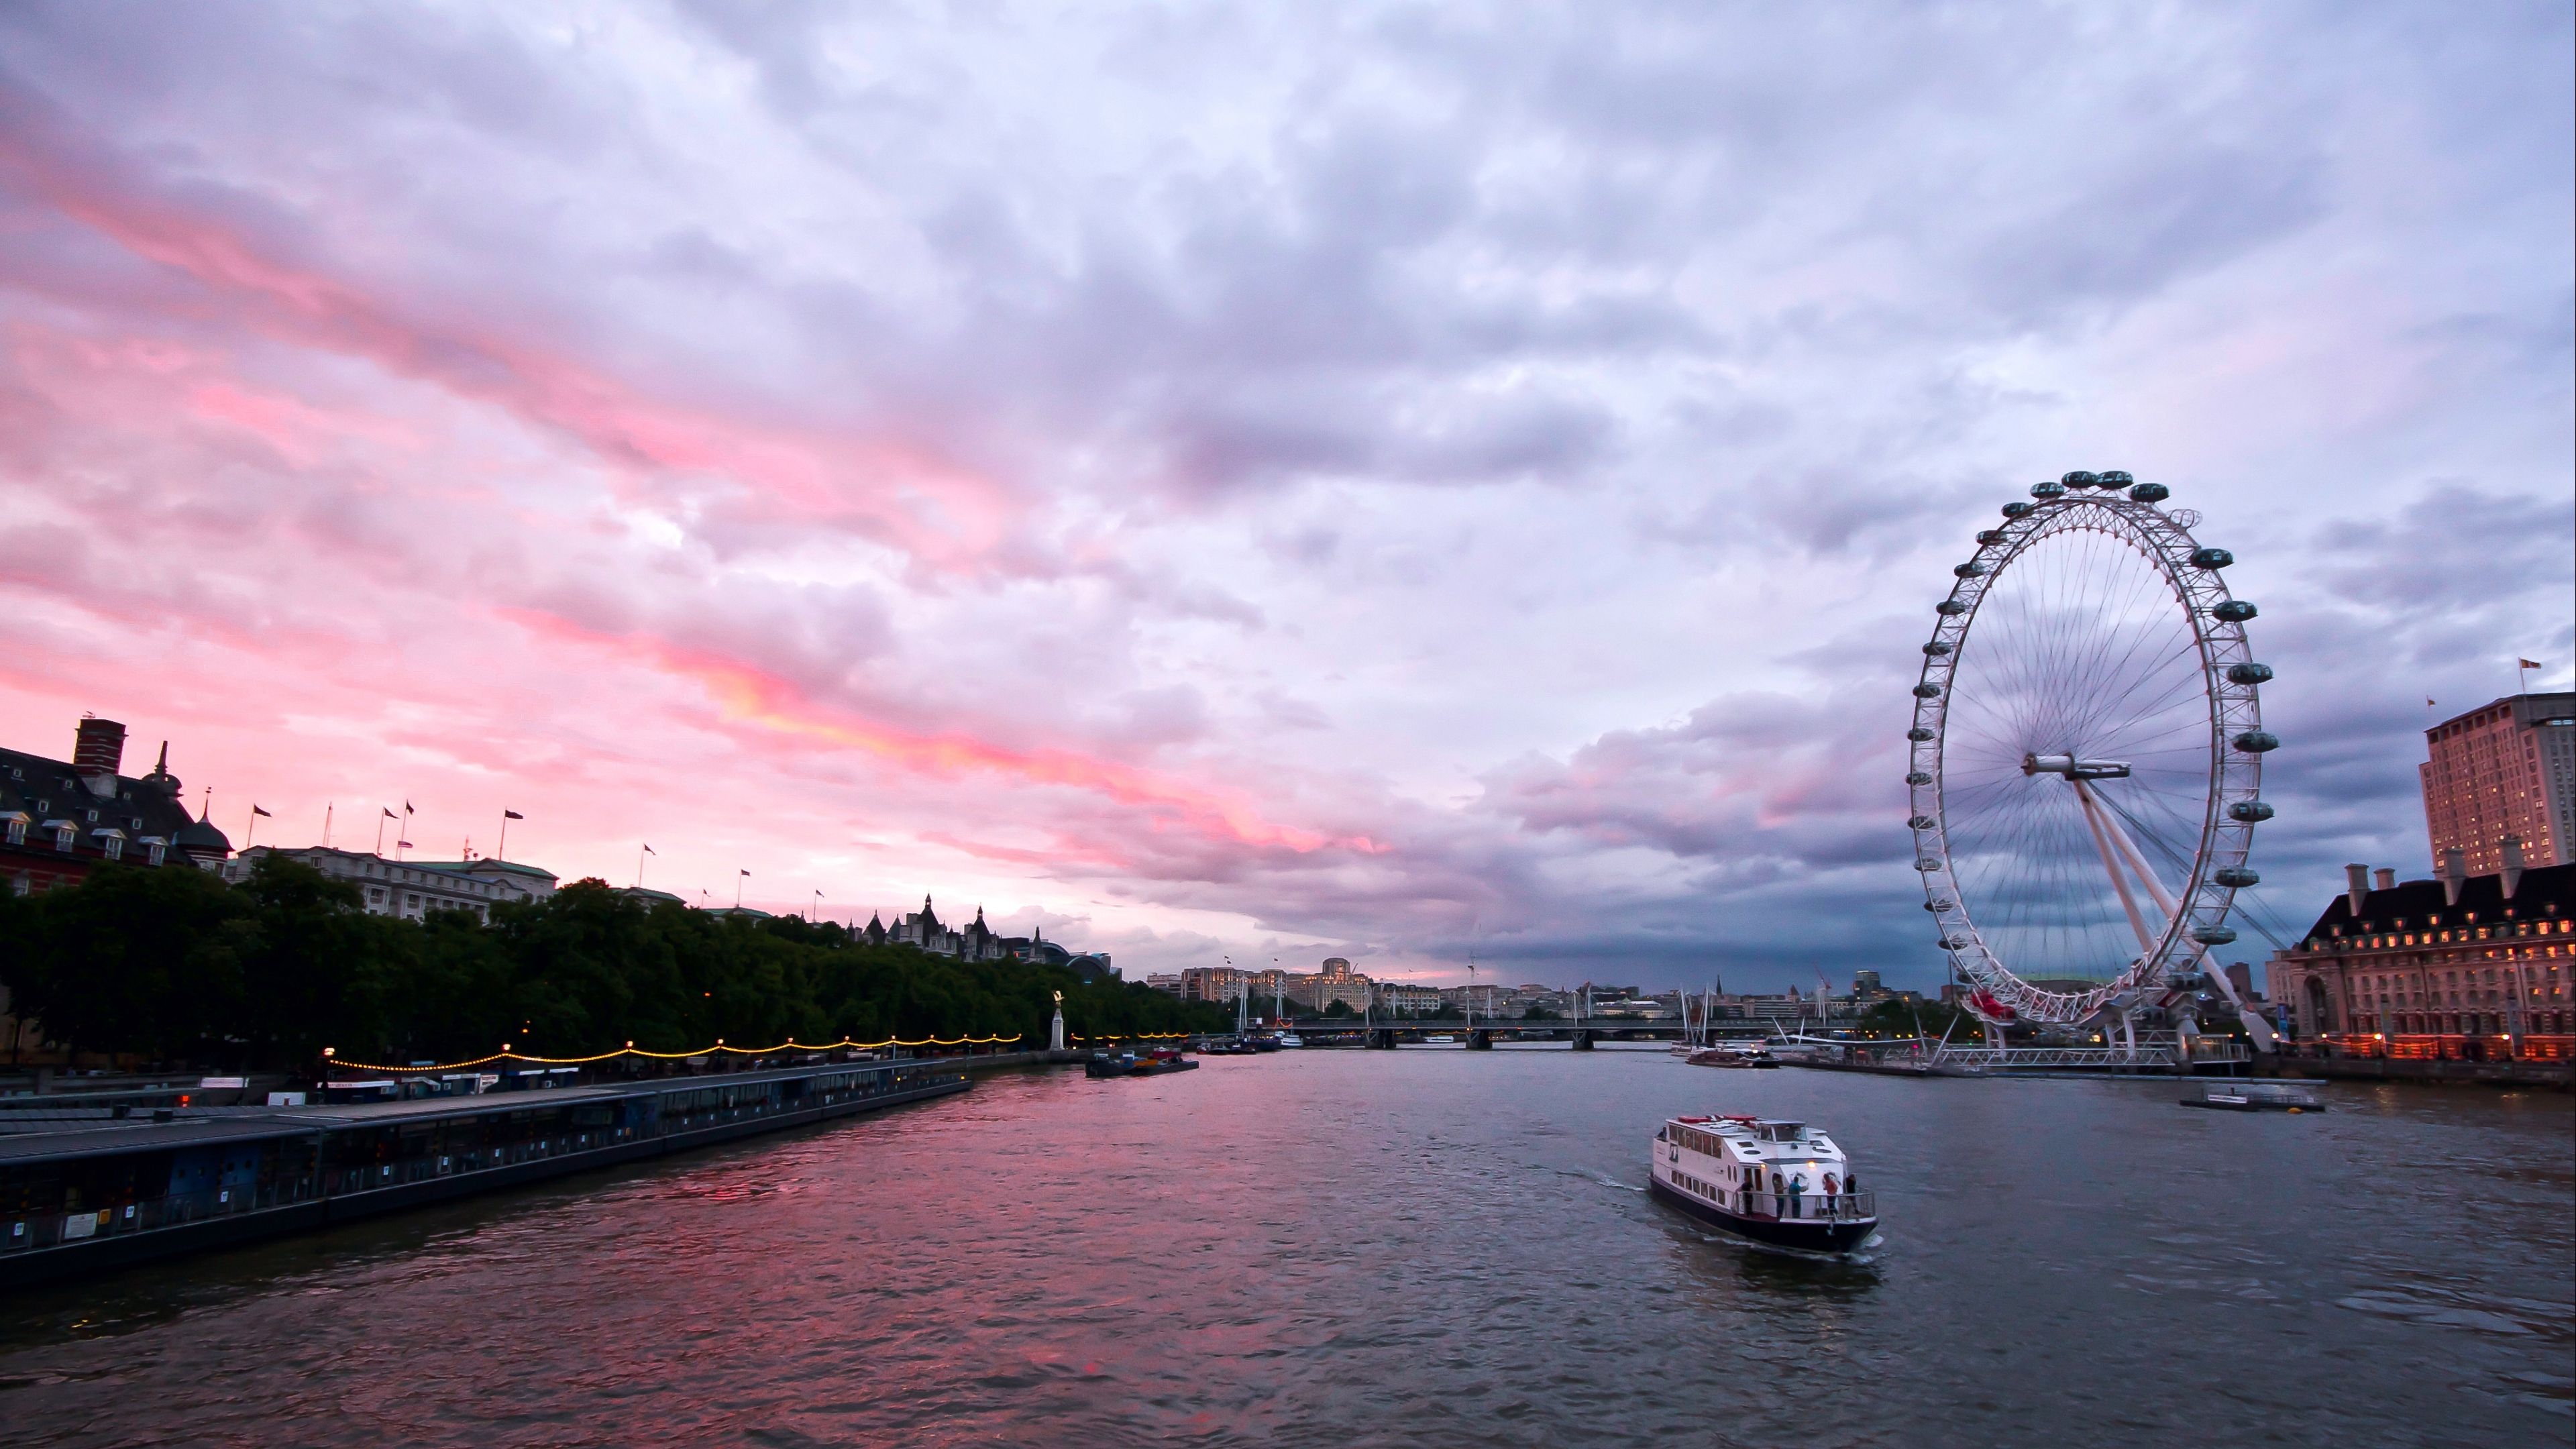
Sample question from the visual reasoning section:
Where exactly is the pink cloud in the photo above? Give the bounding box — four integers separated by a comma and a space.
0, 97, 1022, 570
501, 606, 1385, 858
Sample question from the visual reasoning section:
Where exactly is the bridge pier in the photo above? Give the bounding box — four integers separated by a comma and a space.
1570, 1030, 1594, 1051
1466, 1030, 1493, 1050
1368, 1028, 1397, 1050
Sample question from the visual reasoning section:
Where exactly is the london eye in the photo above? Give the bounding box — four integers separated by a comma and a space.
1907, 471, 2277, 1049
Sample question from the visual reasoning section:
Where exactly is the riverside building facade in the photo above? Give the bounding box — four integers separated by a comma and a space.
1, 715, 230, 896
221, 847, 556, 923
2265, 859, 2572, 1057
2420, 692, 2575, 873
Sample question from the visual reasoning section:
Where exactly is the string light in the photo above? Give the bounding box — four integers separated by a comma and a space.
326, 1032, 1024, 1074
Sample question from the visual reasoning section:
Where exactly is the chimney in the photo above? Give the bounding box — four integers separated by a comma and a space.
2345, 863, 2369, 918
2373, 868, 2396, 892
2441, 848, 2467, 906
72, 715, 126, 798
2502, 835, 2526, 899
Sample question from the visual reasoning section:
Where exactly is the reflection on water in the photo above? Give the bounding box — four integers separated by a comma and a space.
1, 1049, 2568, 1446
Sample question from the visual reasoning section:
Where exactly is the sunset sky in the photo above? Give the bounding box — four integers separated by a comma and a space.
1, 3, 2568, 989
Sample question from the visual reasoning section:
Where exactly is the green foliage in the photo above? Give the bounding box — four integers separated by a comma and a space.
1854, 996, 1973, 1038
0, 864, 1228, 1068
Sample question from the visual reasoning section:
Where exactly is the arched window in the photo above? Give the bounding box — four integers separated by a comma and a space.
2304, 976, 2337, 1033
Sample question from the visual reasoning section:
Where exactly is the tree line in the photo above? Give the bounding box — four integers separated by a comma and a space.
0, 856, 1229, 1069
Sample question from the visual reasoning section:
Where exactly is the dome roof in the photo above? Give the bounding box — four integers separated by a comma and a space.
173, 815, 231, 853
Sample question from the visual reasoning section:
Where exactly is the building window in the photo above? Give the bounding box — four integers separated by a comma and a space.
101, 836, 122, 861
3, 818, 21, 846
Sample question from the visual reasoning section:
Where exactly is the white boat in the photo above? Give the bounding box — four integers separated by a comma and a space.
1650, 1113, 1878, 1253
1421, 1034, 1456, 1044
1685, 1042, 1779, 1069
1276, 1033, 1305, 1049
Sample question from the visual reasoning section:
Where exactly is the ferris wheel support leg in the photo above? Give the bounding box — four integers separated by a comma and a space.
2081, 783, 2278, 1055
2070, 779, 2158, 956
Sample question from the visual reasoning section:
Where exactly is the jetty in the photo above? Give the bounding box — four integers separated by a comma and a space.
0, 1057, 967, 1289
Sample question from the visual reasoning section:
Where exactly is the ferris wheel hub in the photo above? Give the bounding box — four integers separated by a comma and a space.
2021, 753, 2132, 780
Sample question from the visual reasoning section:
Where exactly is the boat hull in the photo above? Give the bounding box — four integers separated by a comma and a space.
1650, 1178, 1876, 1253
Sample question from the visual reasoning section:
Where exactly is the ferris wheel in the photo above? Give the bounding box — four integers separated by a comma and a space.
1907, 470, 2277, 1049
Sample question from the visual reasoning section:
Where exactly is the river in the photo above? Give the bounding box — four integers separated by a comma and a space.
1, 1047, 2569, 1446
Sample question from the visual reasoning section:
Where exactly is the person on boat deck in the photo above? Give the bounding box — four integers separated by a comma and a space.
1788, 1175, 1806, 1216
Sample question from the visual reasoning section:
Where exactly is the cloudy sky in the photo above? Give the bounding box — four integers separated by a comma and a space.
1, 2, 2567, 990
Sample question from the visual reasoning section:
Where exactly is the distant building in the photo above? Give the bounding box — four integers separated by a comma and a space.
405, 857, 559, 905
885, 896, 1010, 961
990, 928, 1116, 981
1144, 972, 1183, 996
224, 846, 520, 922
2265, 859, 2571, 1042
1, 716, 227, 896
1377, 982, 1442, 1014
1183, 965, 1289, 1004
1296, 957, 1373, 1013
2421, 692, 2575, 874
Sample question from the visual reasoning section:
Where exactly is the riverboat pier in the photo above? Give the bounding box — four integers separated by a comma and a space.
0, 1058, 969, 1289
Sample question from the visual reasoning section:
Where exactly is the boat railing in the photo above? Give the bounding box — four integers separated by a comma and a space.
1726, 1189, 1876, 1222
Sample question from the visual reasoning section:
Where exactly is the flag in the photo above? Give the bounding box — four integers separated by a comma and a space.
382, 807, 398, 820
642, 843, 656, 855
396, 840, 414, 849
504, 810, 524, 820
2522, 658, 2544, 669
251, 805, 272, 818
739, 869, 751, 877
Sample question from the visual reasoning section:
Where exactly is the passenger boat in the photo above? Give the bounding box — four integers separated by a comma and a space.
1650, 1114, 1877, 1253
1276, 1033, 1305, 1049
1085, 1047, 1201, 1079
1685, 1043, 1779, 1069
2180, 1079, 2322, 1112
1421, 1034, 1456, 1044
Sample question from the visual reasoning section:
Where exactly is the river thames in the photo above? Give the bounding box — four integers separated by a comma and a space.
1, 1049, 2568, 1446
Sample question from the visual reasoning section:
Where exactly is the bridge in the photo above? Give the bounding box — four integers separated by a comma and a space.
1252, 1017, 1746, 1049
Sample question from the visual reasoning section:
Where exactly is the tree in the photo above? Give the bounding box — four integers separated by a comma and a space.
0, 864, 1231, 1067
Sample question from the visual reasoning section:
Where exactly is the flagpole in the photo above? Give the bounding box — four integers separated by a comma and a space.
498, 810, 511, 861
376, 810, 386, 855
637, 845, 647, 889
323, 802, 333, 849
246, 806, 257, 850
